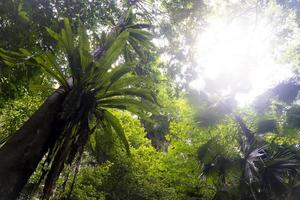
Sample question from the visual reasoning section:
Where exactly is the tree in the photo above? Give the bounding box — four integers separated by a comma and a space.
198, 115, 300, 200
0, 8, 158, 199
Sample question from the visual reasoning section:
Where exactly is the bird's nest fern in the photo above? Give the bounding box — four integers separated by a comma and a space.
0, 9, 158, 198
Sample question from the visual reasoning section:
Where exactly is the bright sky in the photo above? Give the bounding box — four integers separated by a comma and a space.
190, 8, 295, 106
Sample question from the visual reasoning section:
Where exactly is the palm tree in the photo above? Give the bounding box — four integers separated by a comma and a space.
198, 117, 300, 200
0, 9, 157, 199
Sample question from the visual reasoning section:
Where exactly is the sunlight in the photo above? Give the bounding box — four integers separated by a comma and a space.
191, 15, 293, 106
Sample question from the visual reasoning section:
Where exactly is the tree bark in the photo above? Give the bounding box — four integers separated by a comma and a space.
0, 90, 67, 200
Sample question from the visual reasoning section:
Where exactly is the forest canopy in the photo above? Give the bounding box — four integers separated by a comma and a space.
0, 0, 300, 200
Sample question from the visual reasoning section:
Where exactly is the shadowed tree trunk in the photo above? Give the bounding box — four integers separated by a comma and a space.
0, 89, 67, 199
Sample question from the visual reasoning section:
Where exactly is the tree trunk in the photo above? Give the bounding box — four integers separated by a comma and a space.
0, 90, 67, 200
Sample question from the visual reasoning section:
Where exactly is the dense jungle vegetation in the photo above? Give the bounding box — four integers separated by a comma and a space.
0, 0, 300, 199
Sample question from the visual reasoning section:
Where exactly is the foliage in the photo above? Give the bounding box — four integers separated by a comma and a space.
197, 118, 300, 200
55, 111, 177, 200
0, 0, 123, 99
1, 0, 300, 200
0, 91, 43, 142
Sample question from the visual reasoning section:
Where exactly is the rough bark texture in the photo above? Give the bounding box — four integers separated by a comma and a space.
0, 90, 67, 200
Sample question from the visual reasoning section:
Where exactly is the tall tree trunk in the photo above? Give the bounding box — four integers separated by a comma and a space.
234, 114, 255, 144
0, 89, 67, 200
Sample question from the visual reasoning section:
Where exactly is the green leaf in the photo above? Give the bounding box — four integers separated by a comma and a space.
46, 27, 60, 41
78, 20, 92, 71
101, 88, 157, 104
110, 65, 133, 84
128, 28, 154, 49
99, 120, 113, 146
103, 110, 130, 155
19, 48, 31, 56
78, 21, 89, 51
128, 38, 145, 59
93, 62, 135, 93
95, 30, 129, 68
46, 18, 75, 55
33, 53, 68, 87
63, 18, 74, 53
98, 98, 157, 113
128, 28, 153, 41
18, 1, 30, 22
109, 76, 152, 90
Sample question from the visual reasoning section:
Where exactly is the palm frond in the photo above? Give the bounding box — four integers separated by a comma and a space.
103, 110, 130, 155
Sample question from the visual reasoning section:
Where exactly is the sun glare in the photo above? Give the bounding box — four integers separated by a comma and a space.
191, 15, 293, 106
